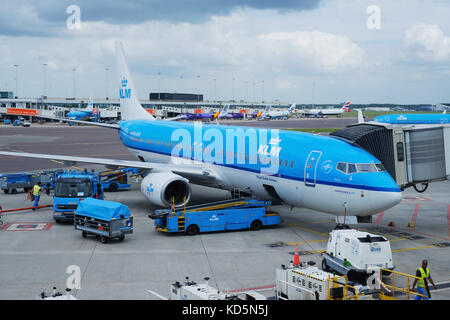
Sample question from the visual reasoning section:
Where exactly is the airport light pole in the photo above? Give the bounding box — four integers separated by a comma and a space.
13, 64, 19, 98
213, 78, 216, 102
105, 67, 110, 99
312, 81, 315, 109
261, 80, 265, 103
252, 81, 255, 103
232, 77, 235, 102
72, 67, 77, 99
43, 63, 47, 97
157, 72, 161, 100
196, 75, 200, 100
245, 81, 248, 103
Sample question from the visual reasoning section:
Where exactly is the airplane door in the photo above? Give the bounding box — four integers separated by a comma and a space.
304, 151, 322, 187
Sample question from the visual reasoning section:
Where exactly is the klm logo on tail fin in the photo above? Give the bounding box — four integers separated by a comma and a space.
120, 77, 131, 99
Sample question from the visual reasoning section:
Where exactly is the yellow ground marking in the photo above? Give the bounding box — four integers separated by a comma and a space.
287, 239, 328, 246
283, 223, 329, 237
392, 245, 435, 253
304, 220, 334, 225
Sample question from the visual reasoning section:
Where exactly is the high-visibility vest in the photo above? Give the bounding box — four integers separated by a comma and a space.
417, 267, 430, 288
33, 185, 41, 196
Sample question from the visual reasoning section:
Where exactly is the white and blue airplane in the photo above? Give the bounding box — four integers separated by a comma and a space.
372, 111, 450, 125
259, 104, 296, 120
66, 98, 99, 122
0, 42, 402, 218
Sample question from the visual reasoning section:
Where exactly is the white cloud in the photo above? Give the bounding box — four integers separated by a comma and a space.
276, 78, 297, 90
405, 23, 450, 62
258, 31, 364, 73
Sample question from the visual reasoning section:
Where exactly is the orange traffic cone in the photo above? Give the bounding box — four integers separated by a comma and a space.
293, 244, 300, 266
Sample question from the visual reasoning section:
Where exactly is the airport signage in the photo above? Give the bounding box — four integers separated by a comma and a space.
6, 108, 39, 116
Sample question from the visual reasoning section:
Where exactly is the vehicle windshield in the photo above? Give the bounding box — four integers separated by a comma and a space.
54, 178, 91, 197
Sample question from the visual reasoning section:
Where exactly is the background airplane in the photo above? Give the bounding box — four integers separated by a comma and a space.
250, 106, 270, 119
372, 110, 450, 124
306, 101, 351, 118
181, 110, 215, 121
214, 105, 245, 120
259, 104, 296, 120
66, 98, 99, 121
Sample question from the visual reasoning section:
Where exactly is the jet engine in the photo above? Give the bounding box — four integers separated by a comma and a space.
140, 171, 191, 207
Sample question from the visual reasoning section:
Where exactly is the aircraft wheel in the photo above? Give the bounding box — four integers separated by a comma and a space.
322, 259, 329, 272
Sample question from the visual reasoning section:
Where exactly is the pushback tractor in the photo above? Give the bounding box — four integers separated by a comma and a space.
321, 227, 395, 282
149, 198, 280, 235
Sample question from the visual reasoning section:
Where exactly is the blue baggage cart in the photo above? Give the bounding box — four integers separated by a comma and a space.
149, 198, 281, 235
74, 198, 133, 243
1, 172, 39, 194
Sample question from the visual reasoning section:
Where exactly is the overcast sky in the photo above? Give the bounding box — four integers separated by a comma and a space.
0, 0, 449, 104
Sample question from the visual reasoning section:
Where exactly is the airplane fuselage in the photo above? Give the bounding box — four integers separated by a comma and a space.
118, 120, 401, 216
373, 114, 450, 124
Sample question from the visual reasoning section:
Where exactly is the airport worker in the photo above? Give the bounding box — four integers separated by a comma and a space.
412, 259, 437, 300
32, 182, 42, 210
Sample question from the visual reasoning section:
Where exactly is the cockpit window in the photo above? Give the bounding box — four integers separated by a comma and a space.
337, 162, 347, 174
336, 162, 385, 174
357, 163, 375, 172
348, 163, 357, 174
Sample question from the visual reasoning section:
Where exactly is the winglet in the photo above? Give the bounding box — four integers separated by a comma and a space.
115, 41, 154, 121
357, 109, 364, 124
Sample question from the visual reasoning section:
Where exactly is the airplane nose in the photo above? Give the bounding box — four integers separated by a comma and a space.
373, 190, 402, 213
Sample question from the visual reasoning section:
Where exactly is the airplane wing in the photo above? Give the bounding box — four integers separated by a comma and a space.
0, 151, 216, 183
34, 115, 120, 129
165, 114, 188, 121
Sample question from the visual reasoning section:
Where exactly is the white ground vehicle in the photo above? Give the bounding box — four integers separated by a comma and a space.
168, 277, 267, 300
322, 228, 394, 278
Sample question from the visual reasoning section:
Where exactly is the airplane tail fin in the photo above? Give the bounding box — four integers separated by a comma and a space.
357, 109, 364, 124
86, 97, 94, 112
340, 101, 351, 112
115, 41, 155, 121
289, 104, 295, 113
443, 110, 447, 115
221, 104, 229, 115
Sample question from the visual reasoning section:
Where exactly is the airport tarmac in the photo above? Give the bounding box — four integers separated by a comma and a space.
0, 122, 449, 300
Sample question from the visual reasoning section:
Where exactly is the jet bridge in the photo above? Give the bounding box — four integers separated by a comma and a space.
330, 123, 450, 192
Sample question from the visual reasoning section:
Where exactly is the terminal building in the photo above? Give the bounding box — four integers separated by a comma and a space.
0, 93, 290, 122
